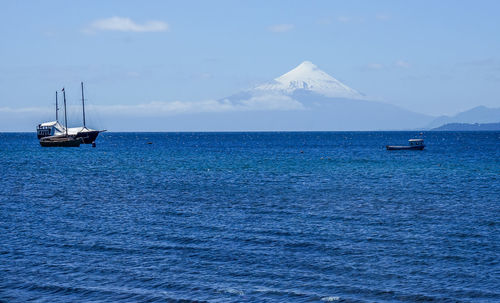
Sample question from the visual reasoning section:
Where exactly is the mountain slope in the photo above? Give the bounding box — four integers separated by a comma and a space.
220, 61, 433, 130
426, 106, 500, 129
254, 61, 365, 99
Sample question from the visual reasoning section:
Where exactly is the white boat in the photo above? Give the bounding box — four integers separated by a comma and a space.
386, 139, 425, 150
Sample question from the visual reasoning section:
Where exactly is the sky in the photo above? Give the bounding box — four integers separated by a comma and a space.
1, 0, 499, 130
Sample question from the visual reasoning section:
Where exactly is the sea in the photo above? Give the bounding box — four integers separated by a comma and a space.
0, 131, 499, 303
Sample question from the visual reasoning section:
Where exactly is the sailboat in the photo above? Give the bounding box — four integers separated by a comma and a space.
39, 88, 83, 147
37, 82, 105, 144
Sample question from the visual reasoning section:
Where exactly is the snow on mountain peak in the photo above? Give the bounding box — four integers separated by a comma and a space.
255, 61, 365, 99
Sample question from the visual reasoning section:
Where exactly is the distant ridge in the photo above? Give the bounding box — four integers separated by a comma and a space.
426, 106, 500, 129
431, 122, 500, 131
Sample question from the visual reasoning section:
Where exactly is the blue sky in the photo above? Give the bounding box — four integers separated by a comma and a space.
1, 0, 499, 130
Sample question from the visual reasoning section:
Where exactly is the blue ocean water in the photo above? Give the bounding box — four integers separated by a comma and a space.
0, 132, 499, 303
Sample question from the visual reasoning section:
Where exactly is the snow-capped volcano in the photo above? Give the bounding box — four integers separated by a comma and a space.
255, 61, 365, 99
215, 60, 433, 130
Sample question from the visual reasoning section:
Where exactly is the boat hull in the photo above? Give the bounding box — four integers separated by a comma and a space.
40, 136, 82, 147
38, 129, 102, 144
386, 145, 425, 150
75, 130, 101, 144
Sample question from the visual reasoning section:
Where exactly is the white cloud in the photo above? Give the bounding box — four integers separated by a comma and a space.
91, 95, 303, 116
317, 18, 332, 25
42, 31, 56, 37
396, 60, 411, 68
376, 14, 390, 21
337, 16, 351, 23
190, 72, 212, 80
84, 17, 169, 33
234, 95, 304, 111
126, 71, 141, 78
0, 106, 52, 114
268, 24, 294, 33
2, 95, 305, 118
366, 63, 384, 70
86, 100, 231, 116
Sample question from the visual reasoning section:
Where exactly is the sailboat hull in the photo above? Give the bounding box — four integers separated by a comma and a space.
39, 136, 82, 147
37, 127, 102, 144
75, 130, 101, 144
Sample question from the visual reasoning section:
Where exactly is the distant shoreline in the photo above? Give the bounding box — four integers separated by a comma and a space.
431, 122, 500, 131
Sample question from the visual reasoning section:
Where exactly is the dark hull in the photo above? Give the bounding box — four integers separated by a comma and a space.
40, 137, 82, 147
386, 145, 425, 150
75, 130, 100, 144
38, 130, 101, 143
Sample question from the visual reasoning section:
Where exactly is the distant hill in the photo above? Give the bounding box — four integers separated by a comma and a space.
432, 122, 500, 131
426, 106, 500, 129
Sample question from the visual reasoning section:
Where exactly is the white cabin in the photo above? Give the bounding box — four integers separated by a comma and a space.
408, 139, 424, 147
36, 121, 65, 137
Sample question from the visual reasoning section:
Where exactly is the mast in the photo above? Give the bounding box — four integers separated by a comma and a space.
81, 82, 86, 128
63, 88, 68, 136
55, 91, 59, 121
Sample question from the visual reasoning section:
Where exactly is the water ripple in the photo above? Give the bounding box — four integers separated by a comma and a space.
1, 132, 499, 302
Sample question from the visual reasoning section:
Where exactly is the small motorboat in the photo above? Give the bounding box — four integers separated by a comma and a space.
39, 135, 83, 147
386, 139, 425, 150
